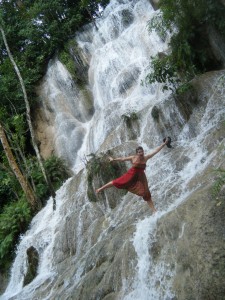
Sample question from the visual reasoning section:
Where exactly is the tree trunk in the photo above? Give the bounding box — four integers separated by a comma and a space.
0, 26, 56, 209
86, 8, 98, 30
0, 123, 39, 210
7, 129, 37, 193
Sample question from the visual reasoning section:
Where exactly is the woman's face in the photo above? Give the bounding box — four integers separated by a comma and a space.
137, 149, 144, 157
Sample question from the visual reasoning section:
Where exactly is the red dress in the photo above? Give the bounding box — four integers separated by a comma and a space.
112, 162, 151, 201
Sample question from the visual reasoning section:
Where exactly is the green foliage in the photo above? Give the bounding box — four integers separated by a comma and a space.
27, 155, 70, 203
0, 167, 22, 209
175, 82, 193, 95
212, 168, 225, 198
147, 13, 169, 41
1, 116, 62, 214
88, 152, 121, 180
0, 199, 32, 271
0, 154, 70, 210
151, 105, 160, 120
5, 114, 27, 155
80, 0, 109, 17
0, 154, 69, 271
44, 156, 70, 188
58, 39, 88, 85
86, 152, 124, 202
0, 0, 109, 116
59, 47, 76, 79
122, 111, 138, 128
145, 54, 181, 92
146, 0, 225, 92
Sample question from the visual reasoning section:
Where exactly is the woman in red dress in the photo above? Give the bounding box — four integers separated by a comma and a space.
96, 139, 168, 213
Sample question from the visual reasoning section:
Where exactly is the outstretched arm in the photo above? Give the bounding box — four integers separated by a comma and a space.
109, 155, 134, 162
145, 141, 167, 161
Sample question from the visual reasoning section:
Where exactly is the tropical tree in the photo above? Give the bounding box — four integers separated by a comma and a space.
146, 0, 225, 92
0, 122, 39, 210
0, 0, 109, 270
0, 25, 56, 208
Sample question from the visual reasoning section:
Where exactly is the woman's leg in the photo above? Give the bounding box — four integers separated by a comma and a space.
96, 181, 114, 193
146, 198, 157, 213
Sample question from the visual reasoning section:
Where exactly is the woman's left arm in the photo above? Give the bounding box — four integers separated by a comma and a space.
145, 141, 167, 161
109, 155, 134, 162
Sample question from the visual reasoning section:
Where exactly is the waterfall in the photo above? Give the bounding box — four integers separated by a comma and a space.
34, 0, 168, 171
1, 0, 225, 299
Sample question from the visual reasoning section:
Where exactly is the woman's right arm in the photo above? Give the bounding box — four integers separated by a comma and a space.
109, 155, 134, 162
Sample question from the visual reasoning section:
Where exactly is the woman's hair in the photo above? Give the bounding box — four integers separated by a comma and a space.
136, 146, 144, 153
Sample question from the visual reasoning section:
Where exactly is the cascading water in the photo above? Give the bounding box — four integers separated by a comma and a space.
1, 0, 225, 299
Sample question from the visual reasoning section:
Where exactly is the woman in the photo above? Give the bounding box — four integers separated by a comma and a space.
96, 139, 168, 213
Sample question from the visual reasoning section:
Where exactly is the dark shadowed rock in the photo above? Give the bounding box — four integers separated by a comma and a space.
149, 0, 160, 10
23, 246, 39, 286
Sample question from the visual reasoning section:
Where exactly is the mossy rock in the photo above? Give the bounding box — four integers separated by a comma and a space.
86, 152, 127, 206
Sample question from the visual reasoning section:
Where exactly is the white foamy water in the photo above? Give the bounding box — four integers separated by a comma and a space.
1, 178, 73, 300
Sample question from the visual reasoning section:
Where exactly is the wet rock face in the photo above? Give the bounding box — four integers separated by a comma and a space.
24, 171, 139, 300
153, 178, 225, 299
208, 25, 225, 68
34, 57, 94, 164
149, 0, 160, 10
120, 9, 134, 28
0, 273, 8, 295
23, 246, 39, 286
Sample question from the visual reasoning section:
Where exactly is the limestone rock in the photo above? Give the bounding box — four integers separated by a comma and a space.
154, 184, 225, 299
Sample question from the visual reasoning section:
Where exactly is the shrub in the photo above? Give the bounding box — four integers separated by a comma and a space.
121, 112, 138, 128
86, 152, 126, 202
212, 168, 225, 198
27, 155, 70, 203
58, 39, 88, 86
0, 199, 32, 271
151, 105, 160, 120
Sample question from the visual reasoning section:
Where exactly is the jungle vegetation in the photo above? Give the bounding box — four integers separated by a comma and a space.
0, 0, 109, 273
146, 0, 225, 92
